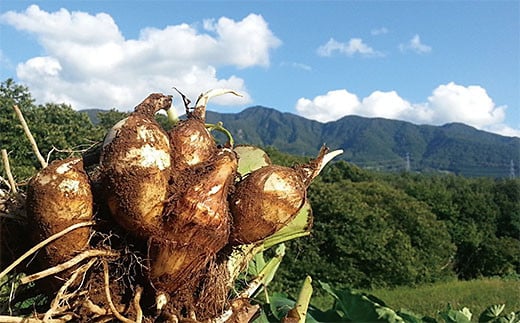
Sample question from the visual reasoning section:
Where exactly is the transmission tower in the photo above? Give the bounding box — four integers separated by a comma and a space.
405, 153, 411, 172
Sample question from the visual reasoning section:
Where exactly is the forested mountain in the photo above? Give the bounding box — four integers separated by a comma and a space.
205, 106, 520, 177
81, 105, 520, 178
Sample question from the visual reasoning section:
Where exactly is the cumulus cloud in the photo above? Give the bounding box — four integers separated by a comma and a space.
295, 82, 518, 137
399, 34, 431, 54
426, 82, 505, 127
317, 38, 383, 57
0, 5, 281, 113
295, 90, 360, 122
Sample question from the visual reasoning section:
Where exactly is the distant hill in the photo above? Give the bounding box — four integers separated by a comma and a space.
82, 108, 105, 125
83, 106, 520, 177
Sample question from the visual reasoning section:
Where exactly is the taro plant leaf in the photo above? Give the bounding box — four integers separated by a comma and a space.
265, 293, 324, 323
269, 293, 296, 321
262, 201, 313, 250
248, 252, 267, 277
438, 306, 472, 323
252, 305, 271, 323
234, 145, 271, 177
242, 244, 285, 299
397, 309, 436, 323
499, 311, 520, 323
319, 281, 405, 322
479, 304, 506, 322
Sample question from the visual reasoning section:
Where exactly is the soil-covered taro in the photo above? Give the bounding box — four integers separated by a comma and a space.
100, 93, 173, 238
149, 148, 238, 296
26, 157, 93, 279
229, 147, 340, 244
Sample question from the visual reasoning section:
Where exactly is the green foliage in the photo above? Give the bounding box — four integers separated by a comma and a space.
1, 80, 105, 179
390, 173, 520, 280
274, 175, 455, 292
95, 108, 129, 132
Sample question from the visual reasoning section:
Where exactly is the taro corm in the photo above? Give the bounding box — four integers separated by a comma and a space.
26, 157, 93, 280
100, 93, 173, 238
229, 147, 343, 244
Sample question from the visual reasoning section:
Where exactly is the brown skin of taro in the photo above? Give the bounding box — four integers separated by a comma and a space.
168, 116, 217, 174
100, 94, 172, 238
26, 157, 93, 270
229, 165, 306, 244
149, 149, 237, 293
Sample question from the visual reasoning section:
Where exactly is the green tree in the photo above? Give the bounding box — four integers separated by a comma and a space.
96, 109, 129, 132
1, 79, 39, 179
0, 79, 104, 180
493, 179, 520, 240
274, 174, 456, 293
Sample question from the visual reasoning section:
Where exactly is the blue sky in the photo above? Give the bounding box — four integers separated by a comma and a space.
1, 1, 518, 137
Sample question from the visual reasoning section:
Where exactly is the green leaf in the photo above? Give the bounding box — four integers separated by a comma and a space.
439, 306, 472, 323
251, 305, 272, 323
241, 244, 286, 298
397, 309, 434, 323
248, 252, 267, 277
319, 282, 404, 322
234, 145, 271, 177
479, 304, 506, 322
262, 201, 313, 249
269, 293, 296, 320
266, 293, 325, 323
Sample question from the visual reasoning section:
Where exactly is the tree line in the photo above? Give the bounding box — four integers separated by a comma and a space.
266, 148, 519, 294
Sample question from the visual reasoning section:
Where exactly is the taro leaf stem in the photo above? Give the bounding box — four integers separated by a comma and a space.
206, 122, 234, 147
166, 106, 179, 126
240, 244, 285, 299
294, 276, 313, 323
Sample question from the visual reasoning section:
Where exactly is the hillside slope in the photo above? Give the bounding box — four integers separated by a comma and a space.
206, 106, 519, 177
83, 106, 519, 177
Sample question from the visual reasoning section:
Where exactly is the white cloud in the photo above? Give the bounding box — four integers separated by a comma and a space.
317, 38, 383, 57
295, 90, 360, 122
371, 27, 389, 36
295, 82, 518, 137
426, 82, 506, 127
0, 5, 281, 113
360, 91, 413, 120
280, 61, 312, 71
399, 34, 431, 54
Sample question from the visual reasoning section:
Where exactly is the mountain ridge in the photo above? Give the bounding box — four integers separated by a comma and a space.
82, 106, 520, 177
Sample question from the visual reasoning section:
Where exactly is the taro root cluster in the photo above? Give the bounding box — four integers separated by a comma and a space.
24, 90, 341, 322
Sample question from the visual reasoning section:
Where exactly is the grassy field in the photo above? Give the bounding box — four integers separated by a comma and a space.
367, 278, 520, 319
311, 278, 520, 320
